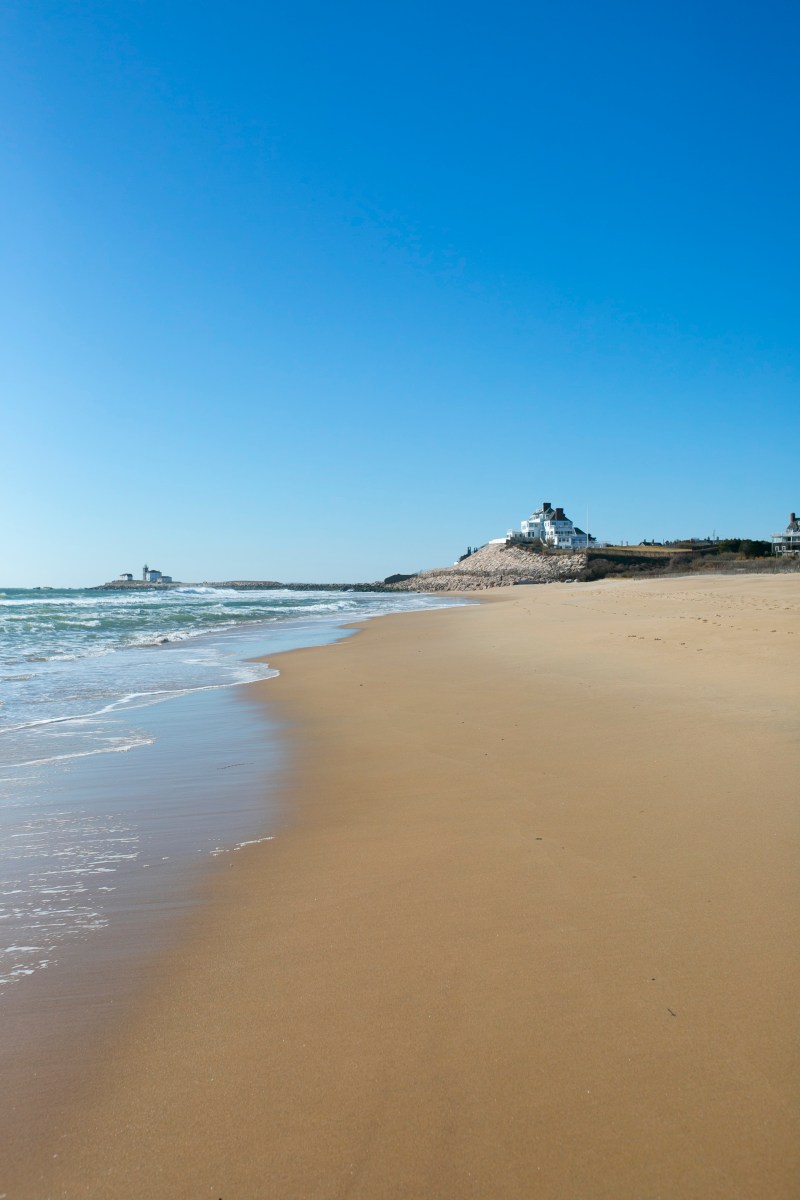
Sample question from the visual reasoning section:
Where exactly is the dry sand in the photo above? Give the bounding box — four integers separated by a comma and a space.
9, 574, 800, 1199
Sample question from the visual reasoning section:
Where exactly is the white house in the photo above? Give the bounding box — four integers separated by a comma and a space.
771, 512, 800, 555
507, 501, 589, 550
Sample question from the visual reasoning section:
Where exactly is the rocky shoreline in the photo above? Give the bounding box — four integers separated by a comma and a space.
387, 543, 586, 591
92, 538, 796, 595
92, 545, 586, 594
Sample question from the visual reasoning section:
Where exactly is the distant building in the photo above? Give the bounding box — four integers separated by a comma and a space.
506, 501, 590, 550
771, 512, 800, 555
127, 563, 173, 583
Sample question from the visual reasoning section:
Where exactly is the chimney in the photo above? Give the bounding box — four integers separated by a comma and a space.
542, 501, 552, 511
791, 513, 797, 525
555, 507, 564, 520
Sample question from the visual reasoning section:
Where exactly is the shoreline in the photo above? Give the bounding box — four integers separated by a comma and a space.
0, 598, 464, 1185
0, 681, 292, 1177
0, 594, 457, 994
7, 575, 799, 1198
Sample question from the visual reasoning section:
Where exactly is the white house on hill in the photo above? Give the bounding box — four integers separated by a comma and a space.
507, 501, 589, 550
772, 512, 800, 555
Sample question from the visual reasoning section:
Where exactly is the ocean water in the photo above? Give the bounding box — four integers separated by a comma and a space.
0, 586, 460, 992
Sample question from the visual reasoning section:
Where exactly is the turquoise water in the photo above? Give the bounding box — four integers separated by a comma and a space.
0, 587, 445, 767
0, 588, 461, 991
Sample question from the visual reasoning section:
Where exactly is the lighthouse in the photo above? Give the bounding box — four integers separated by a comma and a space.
142, 563, 149, 581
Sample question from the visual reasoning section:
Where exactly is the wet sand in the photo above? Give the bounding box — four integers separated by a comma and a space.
10, 575, 800, 1199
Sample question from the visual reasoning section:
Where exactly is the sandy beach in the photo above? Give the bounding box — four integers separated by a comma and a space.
7, 574, 799, 1199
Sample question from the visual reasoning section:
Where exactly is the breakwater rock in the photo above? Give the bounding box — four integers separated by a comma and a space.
388, 543, 587, 591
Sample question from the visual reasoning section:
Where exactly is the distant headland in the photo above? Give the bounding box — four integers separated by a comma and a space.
92, 578, 401, 593
94, 504, 798, 593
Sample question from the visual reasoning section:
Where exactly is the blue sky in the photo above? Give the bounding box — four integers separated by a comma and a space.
2, 1, 797, 585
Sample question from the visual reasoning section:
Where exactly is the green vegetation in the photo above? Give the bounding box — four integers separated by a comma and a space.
581, 538, 781, 582
706, 539, 771, 557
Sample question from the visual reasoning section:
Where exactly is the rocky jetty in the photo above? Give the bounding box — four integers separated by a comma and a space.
388, 543, 586, 592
